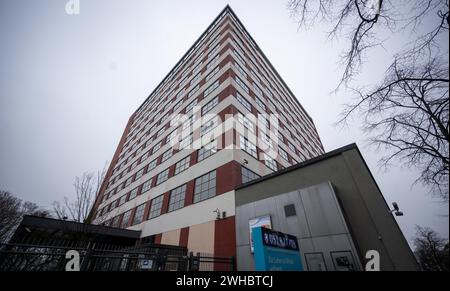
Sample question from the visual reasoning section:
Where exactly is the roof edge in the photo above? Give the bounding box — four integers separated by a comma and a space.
236, 143, 358, 190
135, 5, 231, 114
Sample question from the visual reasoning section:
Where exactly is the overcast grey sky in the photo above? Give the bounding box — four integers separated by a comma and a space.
0, 0, 448, 245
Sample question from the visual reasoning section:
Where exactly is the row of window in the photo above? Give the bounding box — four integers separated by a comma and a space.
110, 76, 225, 186
227, 17, 315, 130
131, 14, 229, 134
132, 13, 322, 160
230, 59, 320, 160
102, 133, 272, 220
112, 26, 323, 192
103, 169, 216, 227
100, 139, 220, 210
228, 23, 323, 153
123, 38, 227, 159
121, 33, 323, 179
121, 61, 223, 162
110, 96, 303, 196
103, 165, 260, 228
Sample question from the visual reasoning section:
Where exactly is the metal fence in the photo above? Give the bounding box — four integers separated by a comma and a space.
0, 240, 235, 271
192, 252, 236, 271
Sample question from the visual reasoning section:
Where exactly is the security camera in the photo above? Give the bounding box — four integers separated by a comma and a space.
392, 202, 399, 211
390, 202, 403, 216
213, 208, 221, 220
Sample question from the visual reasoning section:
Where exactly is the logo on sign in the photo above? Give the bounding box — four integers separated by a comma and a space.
262, 228, 299, 251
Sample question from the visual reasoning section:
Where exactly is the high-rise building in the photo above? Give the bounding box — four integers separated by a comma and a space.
90, 5, 325, 260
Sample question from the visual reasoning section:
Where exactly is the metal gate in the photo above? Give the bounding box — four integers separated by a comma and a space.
0, 241, 235, 271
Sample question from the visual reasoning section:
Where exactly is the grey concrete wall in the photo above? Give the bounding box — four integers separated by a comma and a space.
235, 146, 419, 271
236, 182, 363, 271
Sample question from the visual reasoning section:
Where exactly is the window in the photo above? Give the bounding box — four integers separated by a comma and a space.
202, 96, 219, 115
208, 43, 220, 59
237, 113, 254, 133
191, 73, 201, 85
259, 114, 269, 129
135, 168, 144, 180
156, 127, 165, 138
168, 184, 187, 212
240, 135, 257, 158
160, 114, 169, 124
136, 146, 143, 155
175, 156, 190, 175
192, 62, 202, 74
207, 54, 220, 69
251, 70, 261, 83
156, 168, 169, 185
188, 84, 200, 98
149, 195, 164, 219
264, 155, 278, 172
141, 179, 152, 193
235, 63, 247, 78
234, 49, 246, 65
209, 33, 221, 48
125, 177, 132, 187
198, 141, 217, 162
236, 92, 251, 111
129, 187, 139, 200
133, 203, 146, 225
181, 66, 190, 77
173, 100, 182, 111
194, 171, 216, 203
235, 77, 249, 94
177, 89, 186, 99
206, 80, 220, 97
280, 148, 289, 162
256, 97, 266, 111
121, 210, 132, 228
205, 66, 220, 82
140, 151, 150, 162
161, 149, 173, 163
111, 215, 121, 228
152, 142, 162, 154
241, 166, 260, 183
180, 133, 193, 149
118, 194, 127, 206
166, 130, 178, 144
148, 159, 157, 172
201, 117, 218, 136
253, 84, 263, 97
288, 142, 296, 153
185, 99, 198, 113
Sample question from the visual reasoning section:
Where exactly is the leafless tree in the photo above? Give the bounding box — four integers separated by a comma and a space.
53, 165, 107, 223
0, 191, 50, 243
288, 0, 449, 200
414, 226, 449, 271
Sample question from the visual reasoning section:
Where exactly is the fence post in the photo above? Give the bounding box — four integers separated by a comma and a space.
231, 256, 236, 271
188, 252, 200, 271
79, 242, 93, 271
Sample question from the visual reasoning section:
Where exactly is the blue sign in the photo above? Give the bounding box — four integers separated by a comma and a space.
252, 227, 303, 271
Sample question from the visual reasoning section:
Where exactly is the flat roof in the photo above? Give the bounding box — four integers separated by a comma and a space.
236, 143, 359, 190
17, 215, 141, 240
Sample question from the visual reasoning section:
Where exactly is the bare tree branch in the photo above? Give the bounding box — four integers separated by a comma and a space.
288, 0, 449, 200
52, 164, 107, 223
340, 56, 449, 200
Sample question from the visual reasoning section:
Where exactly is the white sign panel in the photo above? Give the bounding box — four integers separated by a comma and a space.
249, 215, 272, 253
